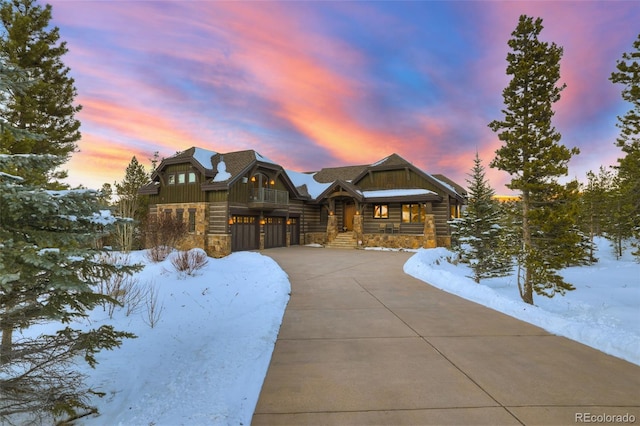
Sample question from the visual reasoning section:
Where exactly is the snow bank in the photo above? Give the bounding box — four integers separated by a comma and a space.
404, 240, 640, 366
76, 250, 290, 425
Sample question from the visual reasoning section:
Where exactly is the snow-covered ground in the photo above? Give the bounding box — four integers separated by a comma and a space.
404, 237, 640, 366
17, 237, 639, 424
74, 250, 290, 425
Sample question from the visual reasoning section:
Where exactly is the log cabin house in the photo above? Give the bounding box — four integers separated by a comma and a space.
139, 147, 466, 257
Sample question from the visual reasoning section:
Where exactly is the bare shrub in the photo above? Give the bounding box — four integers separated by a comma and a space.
143, 214, 187, 262
143, 282, 164, 328
171, 248, 209, 276
94, 253, 136, 318
122, 278, 150, 317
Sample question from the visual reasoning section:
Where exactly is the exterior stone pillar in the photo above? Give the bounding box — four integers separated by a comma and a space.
353, 213, 363, 244
423, 214, 437, 248
326, 213, 338, 243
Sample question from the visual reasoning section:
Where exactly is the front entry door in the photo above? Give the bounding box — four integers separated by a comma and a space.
343, 203, 355, 231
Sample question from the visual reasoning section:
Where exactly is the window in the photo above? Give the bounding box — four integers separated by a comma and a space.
373, 204, 388, 219
168, 174, 176, 185
188, 209, 196, 232
176, 209, 184, 223
177, 173, 186, 184
402, 204, 426, 223
188, 172, 196, 183
164, 209, 172, 219
450, 204, 461, 219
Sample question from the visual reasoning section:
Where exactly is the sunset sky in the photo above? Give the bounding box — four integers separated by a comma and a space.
47, 1, 639, 194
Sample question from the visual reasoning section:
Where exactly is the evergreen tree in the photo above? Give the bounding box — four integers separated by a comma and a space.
0, 0, 81, 186
0, 32, 137, 422
114, 156, 149, 251
0, 153, 140, 422
610, 33, 640, 258
450, 152, 512, 282
489, 15, 581, 304
579, 166, 613, 262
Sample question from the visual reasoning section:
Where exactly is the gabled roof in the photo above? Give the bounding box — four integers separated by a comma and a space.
139, 146, 304, 199
351, 153, 466, 202
313, 179, 364, 203
286, 152, 466, 203
312, 164, 368, 183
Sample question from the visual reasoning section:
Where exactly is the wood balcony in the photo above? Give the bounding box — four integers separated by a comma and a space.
248, 187, 289, 210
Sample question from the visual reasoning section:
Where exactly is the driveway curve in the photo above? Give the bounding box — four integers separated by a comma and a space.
253, 247, 640, 425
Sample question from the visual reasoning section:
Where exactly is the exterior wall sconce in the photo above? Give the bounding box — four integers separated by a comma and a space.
228, 218, 234, 225
260, 219, 266, 225
329, 211, 334, 216
355, 211, 360, 215
269, 179, 275, 185
286, 219, 291, 225
251, 176, 256, 182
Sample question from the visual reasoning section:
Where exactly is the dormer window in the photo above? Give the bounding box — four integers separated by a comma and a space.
168, 174, 176, 185
188, 172, 196, 183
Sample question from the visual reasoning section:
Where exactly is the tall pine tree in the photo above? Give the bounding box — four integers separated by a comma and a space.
0, 0, 81, 186
610, 32, 640, 258
450, 152, 512, 282
114, 156, 149, 251
489, 15, 581, 304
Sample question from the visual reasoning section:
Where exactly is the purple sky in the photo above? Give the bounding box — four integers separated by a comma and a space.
48, 1, 639, 194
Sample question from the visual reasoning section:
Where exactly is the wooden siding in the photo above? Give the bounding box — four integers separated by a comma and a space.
360, 202, 451, 237
157, 164, 207, 203
208, 201, 228, 234
301, 203, 324, 232
433, 202, 450, 237
357, 169, 441, 194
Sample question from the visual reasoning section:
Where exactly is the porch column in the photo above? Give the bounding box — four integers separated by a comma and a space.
423, 214, 437, 248
326, 212, 338, 243
353, 212, 363, 244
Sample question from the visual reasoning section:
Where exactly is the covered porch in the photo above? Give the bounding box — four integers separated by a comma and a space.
318, 183, 441, 249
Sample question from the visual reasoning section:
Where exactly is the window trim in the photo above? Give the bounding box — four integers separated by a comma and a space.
373, 204, 389, 219
402, 203, 426, 223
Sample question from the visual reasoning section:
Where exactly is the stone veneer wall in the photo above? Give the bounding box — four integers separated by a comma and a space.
304, 232, 326, 245
206, 234, 231, 258
361, 234, 428, 249
154, 202, 208, 252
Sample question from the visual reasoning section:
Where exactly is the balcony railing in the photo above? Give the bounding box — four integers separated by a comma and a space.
249, 187, 289, 208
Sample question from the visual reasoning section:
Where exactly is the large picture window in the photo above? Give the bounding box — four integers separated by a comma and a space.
373, 204, 388, 219
402, 204, 425, 223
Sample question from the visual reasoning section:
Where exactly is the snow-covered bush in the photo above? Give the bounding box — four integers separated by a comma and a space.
171, 248, 209, 276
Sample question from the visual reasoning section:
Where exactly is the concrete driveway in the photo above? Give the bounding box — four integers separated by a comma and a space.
252, 247, 640, 425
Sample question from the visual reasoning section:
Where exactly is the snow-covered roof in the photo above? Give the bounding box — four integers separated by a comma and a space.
255, 151, 277, 164
362, 189, 437, 198
286, 170, 331, 199
192, 148, 217, 170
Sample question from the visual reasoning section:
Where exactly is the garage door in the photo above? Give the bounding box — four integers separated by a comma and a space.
231, 215, 258, 252
264, 216, 286, 249
289, 217, 300, 246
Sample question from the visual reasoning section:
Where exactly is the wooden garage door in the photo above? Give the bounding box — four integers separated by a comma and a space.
231, 215, 259, 252
264, 216, 286, 249
289, 217, 300, 246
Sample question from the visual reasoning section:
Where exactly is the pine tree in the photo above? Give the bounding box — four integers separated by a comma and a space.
0, 37, 136, 423
450, 152, 512, 282
579, 167, 615, 261
114, 156, 149, 251
489, 15, 581, 304
610, 33, 640, 259
0, 153, 139, 422
0, 0, 81, 186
